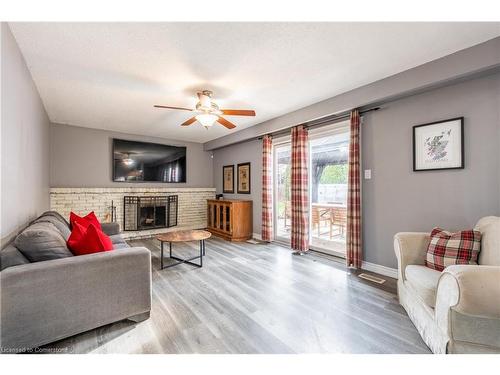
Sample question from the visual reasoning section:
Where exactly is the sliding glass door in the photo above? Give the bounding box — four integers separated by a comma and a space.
272, 123, 349, 257
309, 125, 349, 257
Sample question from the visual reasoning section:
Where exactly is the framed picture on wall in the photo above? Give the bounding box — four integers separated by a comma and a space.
222, 165, 234, 193
237, 162, 251, 194
413, 117, 464, 171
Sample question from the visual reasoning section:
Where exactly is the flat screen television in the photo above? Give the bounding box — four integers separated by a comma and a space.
113, 139, 186, 183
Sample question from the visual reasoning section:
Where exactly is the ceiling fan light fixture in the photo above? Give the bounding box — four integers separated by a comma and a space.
199, 94, 212, 109
154, 89, 255, 130
196, 113, 218, 129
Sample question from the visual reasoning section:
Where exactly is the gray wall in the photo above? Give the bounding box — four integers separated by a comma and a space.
50, 123, 214, 188
211, 73, 500, 269
212, 139, 262, 235
1, 23, 50, 241
362, 73, 500, 268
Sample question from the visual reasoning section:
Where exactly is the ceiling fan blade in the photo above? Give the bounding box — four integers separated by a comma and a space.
154, 105, 193, 111
221, 109, 256, 116
217, 117, 237, 129
181, 117, 197, 126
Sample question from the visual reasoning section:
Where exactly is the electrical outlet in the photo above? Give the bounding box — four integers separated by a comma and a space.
364, 169, 372, 179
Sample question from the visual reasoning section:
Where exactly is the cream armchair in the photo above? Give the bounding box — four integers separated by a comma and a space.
394, 216, 500, 354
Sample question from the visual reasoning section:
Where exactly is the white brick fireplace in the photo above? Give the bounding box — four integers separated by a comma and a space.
50, 187, 216, 239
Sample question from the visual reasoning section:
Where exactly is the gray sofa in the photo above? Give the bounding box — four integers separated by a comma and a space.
0, 211, 152, 352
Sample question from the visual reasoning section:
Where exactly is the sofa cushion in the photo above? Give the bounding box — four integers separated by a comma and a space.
109, 234, 127, 245
32, 215, 71, 240
405, 265, 442, 308
425, 227, 481, 271
0, 244, 30, 271
475, 216, 500, 266
14, 222, 73, 262
101, 222, 120, 236
67, 222, 113, 256
39, 211, 70, 227
113, 243, 131, 249
108, 234, 130, 249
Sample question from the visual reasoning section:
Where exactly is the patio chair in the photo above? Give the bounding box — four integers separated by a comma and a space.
330, 207, 347, 239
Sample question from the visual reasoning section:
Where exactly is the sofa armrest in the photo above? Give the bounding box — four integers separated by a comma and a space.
1, 247, 151, 350
393, 232, 430, 280
101, 222, 121, 236
436, 265, 500, 319
434, 265, 500, 350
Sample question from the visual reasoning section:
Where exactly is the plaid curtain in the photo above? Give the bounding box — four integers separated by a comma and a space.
291, 125, 309, 252
346, 110, 362, 268
261, 135, 273, 241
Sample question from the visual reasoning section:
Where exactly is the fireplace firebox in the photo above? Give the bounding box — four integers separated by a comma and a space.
123, 195, 178, 231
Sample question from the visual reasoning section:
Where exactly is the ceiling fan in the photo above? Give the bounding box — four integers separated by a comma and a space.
154, 90, 255, 129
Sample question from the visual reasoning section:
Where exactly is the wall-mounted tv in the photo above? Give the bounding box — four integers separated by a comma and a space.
113, 139, 186, 183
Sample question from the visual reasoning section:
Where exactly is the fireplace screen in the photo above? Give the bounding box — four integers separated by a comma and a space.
123, 195, 178, 231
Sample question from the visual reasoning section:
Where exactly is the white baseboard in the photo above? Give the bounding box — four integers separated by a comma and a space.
252, 233, 262, 241
361, 261, 398, 279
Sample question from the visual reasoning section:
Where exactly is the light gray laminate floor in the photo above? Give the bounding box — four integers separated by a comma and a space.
43, 237, 431, 354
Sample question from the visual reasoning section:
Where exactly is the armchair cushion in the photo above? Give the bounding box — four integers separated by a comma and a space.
405, 265, 441, 307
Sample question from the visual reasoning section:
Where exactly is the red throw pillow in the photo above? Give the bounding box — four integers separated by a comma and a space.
425, 227, 481, 271
67, 222, 113, 256
67, 220, 86, 247
70, 211, 102, 231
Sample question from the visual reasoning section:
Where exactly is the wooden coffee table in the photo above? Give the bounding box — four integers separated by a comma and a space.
156, 230, 211, 269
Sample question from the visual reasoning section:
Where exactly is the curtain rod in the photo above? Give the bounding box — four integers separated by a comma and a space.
257, 106, 380, 140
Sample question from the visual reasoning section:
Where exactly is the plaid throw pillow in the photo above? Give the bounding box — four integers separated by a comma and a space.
425, 228, 481, 271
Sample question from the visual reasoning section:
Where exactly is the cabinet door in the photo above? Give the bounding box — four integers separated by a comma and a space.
226, 205, 231, 233
222, 204, 227, 232
207, 203, 211, 228
215, 203, 219, 230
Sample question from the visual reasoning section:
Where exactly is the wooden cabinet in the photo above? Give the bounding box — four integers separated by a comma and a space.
207, 199, 252, 242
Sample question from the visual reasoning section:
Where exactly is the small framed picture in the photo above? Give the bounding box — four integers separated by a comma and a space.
237, 162, 251, 194
413, 117, 464, 171
222, 165, 234, 193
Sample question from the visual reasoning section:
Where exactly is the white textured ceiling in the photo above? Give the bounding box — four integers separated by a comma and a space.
9, 22, 500, 143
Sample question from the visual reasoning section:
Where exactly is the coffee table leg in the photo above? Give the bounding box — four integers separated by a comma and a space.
158, 234, 208, 269
160, 241, 164, 270
199, 240, 203, 267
